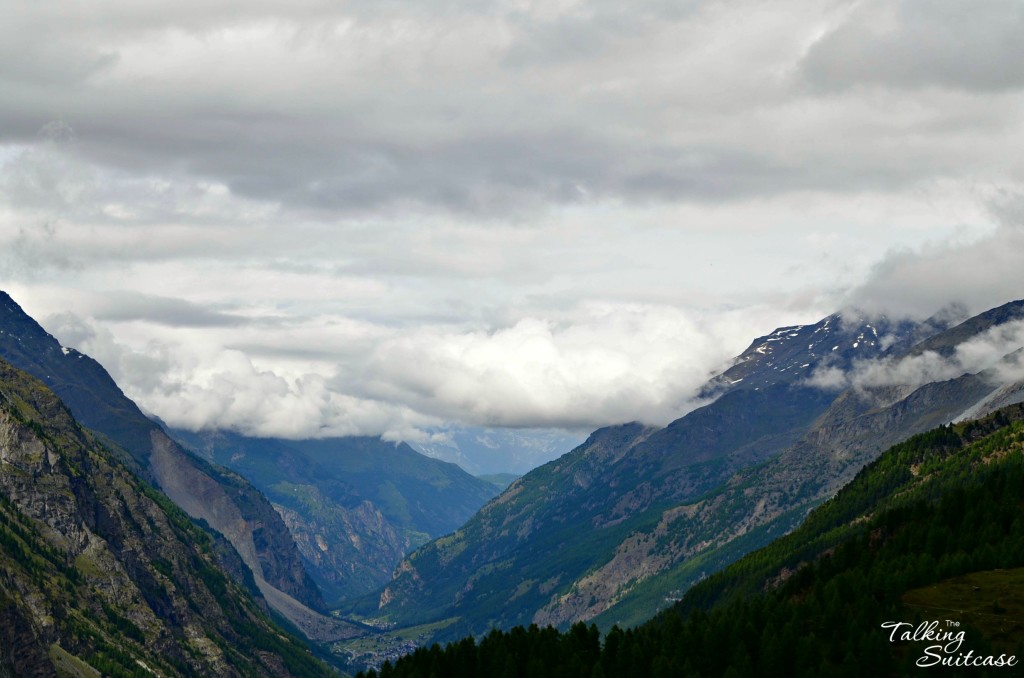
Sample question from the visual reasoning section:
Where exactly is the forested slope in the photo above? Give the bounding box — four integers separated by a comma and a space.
362, 404, 1024, 677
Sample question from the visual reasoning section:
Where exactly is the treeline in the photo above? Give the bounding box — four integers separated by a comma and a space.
359, 410, 1024, 677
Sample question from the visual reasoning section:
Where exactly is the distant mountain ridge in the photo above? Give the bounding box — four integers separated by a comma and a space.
366, 300, 1024, 643
0, 291, 348, 640
410, 426, 586, 475
167, 429, 501, 605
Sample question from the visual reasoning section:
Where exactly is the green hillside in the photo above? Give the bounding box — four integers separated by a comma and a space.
361, 404, 1024, 677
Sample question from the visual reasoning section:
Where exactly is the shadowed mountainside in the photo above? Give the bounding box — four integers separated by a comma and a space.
367, 301, 1024, 643
0, 357, 334, 677
0, 291, 352, 640
168, 429, 501, 606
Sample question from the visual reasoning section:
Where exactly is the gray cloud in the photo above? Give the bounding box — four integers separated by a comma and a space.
801, 0, 1024, 93
847, 193, 1024, 319
90, 292, 249, 328
2, 0, 1024, 448
805, 318, 1024, 396
2, 0, 1020, 218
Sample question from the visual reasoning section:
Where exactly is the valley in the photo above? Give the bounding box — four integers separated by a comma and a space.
4, 290, 1024, 675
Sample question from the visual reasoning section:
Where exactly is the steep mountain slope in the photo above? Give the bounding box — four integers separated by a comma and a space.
364, 310, 959, 637
0, 358, 332, 677
168, 430, 501, 605
699, 311, 943, 395
0, 292, 343, 639
369, 301, 1024, 643
366, 404, 1024, 677
564, 301, 1024, 630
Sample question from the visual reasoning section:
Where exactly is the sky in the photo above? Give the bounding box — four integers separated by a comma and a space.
1, 0, 1024, 455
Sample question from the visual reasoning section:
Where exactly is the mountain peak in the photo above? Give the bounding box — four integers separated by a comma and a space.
701, 310, 928, 396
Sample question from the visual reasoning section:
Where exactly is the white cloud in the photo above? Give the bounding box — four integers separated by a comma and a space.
806, 318, 1024, 394
338, 303, 793, 429
39, 301, 805, 439
1, 0, 1023, 451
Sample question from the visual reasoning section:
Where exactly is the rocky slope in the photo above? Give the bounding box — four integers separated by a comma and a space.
0, 291, 346, 640
368, 403, 1024, 677
169, 430, 501, 606
368, 300, 1024, 641
0, 358, 332, 677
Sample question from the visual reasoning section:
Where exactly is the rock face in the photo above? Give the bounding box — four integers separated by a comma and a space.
169, 430, 501, 605
0, 358, 331, 677
0, 291, 331, 636
371, 301, 1024, 642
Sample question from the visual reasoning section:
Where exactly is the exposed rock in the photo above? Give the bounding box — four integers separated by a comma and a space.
0, 291, 325, 625
0, 358, 332, 676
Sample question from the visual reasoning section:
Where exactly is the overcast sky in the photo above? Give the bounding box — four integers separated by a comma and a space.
2, 0, 1023, 446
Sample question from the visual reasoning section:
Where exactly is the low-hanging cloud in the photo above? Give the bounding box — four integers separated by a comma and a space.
806, 317, 1024, 395
43, 301, 802, 440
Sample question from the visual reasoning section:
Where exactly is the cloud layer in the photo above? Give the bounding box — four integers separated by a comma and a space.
807, 319, 1024, 395
1, 0, 1024, 447
42, 300, 799, 439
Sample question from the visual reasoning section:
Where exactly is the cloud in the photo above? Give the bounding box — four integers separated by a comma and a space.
88, 292, 250, 327
800, 0, 1024, 93
3, 0, 1021, 218
805, 317, 1024, 394
335, 303, 811, 430
846, 193, 1024, 319
2, 0, 1023, 449
45, 310, 440, 440
40, 301, 804, 439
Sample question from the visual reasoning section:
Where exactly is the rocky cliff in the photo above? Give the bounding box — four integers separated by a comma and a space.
169, 430, 500, 605
0, 292, 339, 638
0, 358, 332, 677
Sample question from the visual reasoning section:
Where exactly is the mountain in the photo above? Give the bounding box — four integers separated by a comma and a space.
476, 473, 520, 490
363, 403, 1024, 677
409, 426, 587, 476
167, 429, 501, 606
365, 301, 1024, 642
0, 357, 333, 677
0, 292, 349, 640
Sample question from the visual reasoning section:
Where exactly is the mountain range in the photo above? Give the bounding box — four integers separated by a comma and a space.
5, 289, 1024, 675
364, 402, 1024, 676
0, 292, 359, 642
166, 429, 500, 606
361, 300, 1024, 645
409, 426, 586, 476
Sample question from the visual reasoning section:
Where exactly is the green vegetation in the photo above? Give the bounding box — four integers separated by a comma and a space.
360, 406, 1024, 677
903, 568, 1024, 652
0, 357, 333, 677
366, 385, 841, 641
